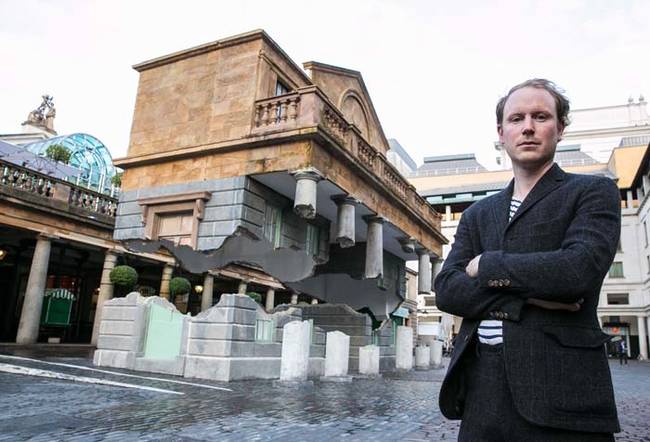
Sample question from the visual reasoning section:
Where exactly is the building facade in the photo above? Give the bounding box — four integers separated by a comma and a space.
112, 30, 445, 341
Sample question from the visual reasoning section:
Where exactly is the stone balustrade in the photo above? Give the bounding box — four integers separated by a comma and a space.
0, 159, 118, 221
251, 87, 440, 226
1, 161, 56, 198
253, 92, 301, 128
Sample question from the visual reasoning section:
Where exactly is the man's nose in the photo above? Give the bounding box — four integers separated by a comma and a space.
522, 116, 535, 135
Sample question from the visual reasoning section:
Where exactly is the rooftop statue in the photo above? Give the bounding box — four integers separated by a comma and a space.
23, 95, 56, 132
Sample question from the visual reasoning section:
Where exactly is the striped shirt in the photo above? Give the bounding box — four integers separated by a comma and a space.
477, 198, 522, 345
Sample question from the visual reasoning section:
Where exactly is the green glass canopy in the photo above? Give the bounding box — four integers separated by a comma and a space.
23, 133, 118, 194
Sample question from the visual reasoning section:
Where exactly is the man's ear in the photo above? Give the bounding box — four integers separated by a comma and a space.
497, 125, 504, 144
557, 123, 565, 142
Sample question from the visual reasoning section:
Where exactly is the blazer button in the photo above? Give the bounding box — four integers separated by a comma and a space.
503, 313, 509, 319
504, 279, 511, 286
498, 281, 504, 287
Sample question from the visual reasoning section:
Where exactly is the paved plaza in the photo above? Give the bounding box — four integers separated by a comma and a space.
0, 347, 648, 441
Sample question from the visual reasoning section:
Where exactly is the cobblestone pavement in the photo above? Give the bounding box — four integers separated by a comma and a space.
0, 348, 648, 441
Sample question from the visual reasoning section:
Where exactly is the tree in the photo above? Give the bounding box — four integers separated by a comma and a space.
109, 266, 138, 297
111, 172, 122, 187
169, 277, 191, 296
45, 144, 71, 164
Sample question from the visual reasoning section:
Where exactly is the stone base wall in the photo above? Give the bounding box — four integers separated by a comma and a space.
93, 292, 147, 370
375, 319, 396, 372
95, 292, 308, 382
298, 304, 372, 373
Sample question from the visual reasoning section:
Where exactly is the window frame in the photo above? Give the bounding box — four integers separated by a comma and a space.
138, 191, 211, 249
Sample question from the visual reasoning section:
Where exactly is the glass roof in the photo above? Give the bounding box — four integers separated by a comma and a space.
22, 133, 117, 194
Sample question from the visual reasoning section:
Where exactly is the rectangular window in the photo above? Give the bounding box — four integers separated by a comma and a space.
645, 221, 649, 247
424, 296, 436, 307
275, 81, 289, 96
617, 238, 622, 252
647, 255, 650, 274
263, 205, 282, 248
305, 224, 320, 256
608, 262, 624, 278
255, 319, 275, 343
156, 211, 193, 246
607, 293, 629, 305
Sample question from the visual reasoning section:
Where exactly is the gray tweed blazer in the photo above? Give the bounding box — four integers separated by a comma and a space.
435, 163, 621, 433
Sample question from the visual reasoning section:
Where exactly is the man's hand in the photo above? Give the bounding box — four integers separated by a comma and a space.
527, 297, 583, 312
465, 254, 481, 278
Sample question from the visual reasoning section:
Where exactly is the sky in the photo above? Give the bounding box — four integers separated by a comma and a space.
1, 0, 649, 169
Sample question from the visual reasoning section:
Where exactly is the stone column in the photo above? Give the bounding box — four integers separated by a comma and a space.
201, 273, 214, 312
311, 298, 318, 305
238, 280, 247, 295
292, 169, 322, 219
16, 236, 52, 344
358, 345, 380, 376
159, 263, 174, 300
290, 294, 299, 305
638, 315, 648, 360
91, 250, 119, 345
643, 174, 650, 198
265, 288, 275, 312
626, 190, 634, 209
445, 205, 452, 222
417, 248, 432, 294
430, 341, 443, 367
364, 216, 384, 279
280, 320, 311, 382
395, 326, 414, 370
415, 346, 430, 369
323, 331, 350, 378
431, 258, 443, 289
331, 195, 356, 248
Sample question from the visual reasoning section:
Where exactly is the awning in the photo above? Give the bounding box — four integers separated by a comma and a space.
391, 307, 410, 318
44, 288, 76, 300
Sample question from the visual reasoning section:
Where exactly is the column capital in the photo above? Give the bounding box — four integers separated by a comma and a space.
362, 214, 385, 224
36, 233, 59, 241
415, 246, 431, 257
330, 194, 358, 205
291, 167, 323, 182
398, 237, 417, 254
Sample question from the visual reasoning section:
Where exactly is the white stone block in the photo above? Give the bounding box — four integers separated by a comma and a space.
415, 346, 430, 369
324, 331, 350, 377
358, 345, 380, 376
280, 320, 311, 382
430, 341, 443, 367
395, 326, 413, 370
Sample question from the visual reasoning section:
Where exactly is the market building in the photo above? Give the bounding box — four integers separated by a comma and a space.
0, 98, 172, 345
111, 30, 445, 346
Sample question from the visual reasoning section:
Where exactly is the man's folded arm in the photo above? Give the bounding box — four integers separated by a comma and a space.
477, 178, 621, 303
434, 210, 526, 321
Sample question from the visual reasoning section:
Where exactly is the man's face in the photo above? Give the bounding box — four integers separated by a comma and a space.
498, 87, 565, 171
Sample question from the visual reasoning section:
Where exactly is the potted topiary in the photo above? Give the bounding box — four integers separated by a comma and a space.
170, 277, 191, 313
109, 265, 138, 297
45, 144, 72, 164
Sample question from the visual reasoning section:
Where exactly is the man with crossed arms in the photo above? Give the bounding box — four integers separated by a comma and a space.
435, 79, 620, 441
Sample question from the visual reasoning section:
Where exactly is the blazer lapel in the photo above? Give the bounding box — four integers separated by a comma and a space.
506, 163, 566, 233
491, 179, 514, 240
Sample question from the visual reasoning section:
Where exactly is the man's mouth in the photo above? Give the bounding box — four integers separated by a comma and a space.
517, 141, 541, 147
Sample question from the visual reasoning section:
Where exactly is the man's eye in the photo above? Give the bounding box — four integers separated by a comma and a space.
510, 116, 523, 122
535, 114, 549, 121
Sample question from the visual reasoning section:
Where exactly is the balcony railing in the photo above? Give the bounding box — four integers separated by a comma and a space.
0, 159, 118, 221
251, 87, 440, 225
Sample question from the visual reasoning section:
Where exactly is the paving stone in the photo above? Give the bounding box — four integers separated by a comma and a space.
0, 351, 648, 440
